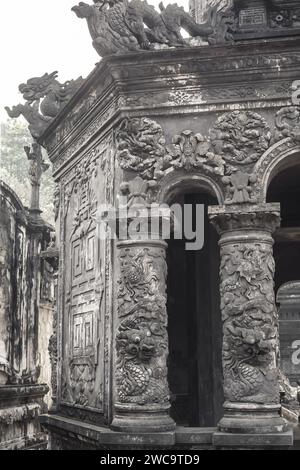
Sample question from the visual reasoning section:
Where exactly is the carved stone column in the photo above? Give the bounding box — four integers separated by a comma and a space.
208, 203, 291, 443
111, 207, 175, 433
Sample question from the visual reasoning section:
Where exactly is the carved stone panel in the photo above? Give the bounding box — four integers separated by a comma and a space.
60, 137, 113, 418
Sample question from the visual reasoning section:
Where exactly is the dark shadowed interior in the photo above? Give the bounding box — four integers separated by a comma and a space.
167, 192, 223, 427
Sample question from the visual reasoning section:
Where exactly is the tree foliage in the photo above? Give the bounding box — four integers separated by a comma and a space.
0, 118, 55, 224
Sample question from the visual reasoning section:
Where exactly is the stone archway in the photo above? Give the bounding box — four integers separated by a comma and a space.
159, 173, 224, 427
253, 138, 300, 203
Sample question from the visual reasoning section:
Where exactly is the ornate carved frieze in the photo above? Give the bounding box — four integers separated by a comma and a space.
6, 73, 83, 139
116, 111, 275, 205
116, 242, 170, 406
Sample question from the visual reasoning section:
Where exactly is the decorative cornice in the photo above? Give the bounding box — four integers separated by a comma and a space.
40, 38, 300, 161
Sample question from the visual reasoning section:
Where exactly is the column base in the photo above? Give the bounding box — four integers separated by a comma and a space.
111, 403, 176, 433
218, 402, 289, 434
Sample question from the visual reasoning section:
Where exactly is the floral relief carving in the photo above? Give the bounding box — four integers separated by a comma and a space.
164, 130, 225, 176
115, 117, 166, 180
209, 111, 272, 166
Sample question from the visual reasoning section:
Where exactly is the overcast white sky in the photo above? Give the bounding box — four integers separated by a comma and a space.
0, 0, 188, 121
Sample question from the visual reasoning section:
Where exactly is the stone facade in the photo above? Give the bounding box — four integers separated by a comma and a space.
4, 0, 300, 450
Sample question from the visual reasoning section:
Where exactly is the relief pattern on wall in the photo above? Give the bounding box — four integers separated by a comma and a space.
116, 111, 272, 205
115, 106, 300, 206
60, 137, 113, 413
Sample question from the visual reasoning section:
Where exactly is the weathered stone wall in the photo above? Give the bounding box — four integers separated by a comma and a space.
38, 303, 54, 409
0, 180, 52, 449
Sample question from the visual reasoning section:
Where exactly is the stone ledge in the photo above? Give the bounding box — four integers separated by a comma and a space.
176, 427, 216, 445
213, 429, 294, 449
41, 415, 296, 449
41, 415, 218, 448
40, 414, 175, 447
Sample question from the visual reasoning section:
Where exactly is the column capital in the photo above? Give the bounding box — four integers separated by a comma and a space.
208, 203, 281, 235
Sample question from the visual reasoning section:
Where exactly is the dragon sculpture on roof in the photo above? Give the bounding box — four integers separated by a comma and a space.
5, 72, 83, 139
72, 0, 217, 56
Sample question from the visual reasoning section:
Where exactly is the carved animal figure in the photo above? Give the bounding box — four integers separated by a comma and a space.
116, 321, 168, 404
5, 73, 83, 139
159, 2, 214, 45
5, 103, 51, 139
72, 0, 215, 57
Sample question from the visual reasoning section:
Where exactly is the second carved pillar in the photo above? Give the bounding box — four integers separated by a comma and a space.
208, 203, 289, 437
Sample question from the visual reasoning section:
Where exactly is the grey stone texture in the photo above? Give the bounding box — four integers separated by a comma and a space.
0, 180, 53, 449
5, 0, 300, 450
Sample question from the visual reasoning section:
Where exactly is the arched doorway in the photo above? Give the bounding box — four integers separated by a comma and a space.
266, 160, 300, 291
267, 159, 300, 388
166, 190, 223, 427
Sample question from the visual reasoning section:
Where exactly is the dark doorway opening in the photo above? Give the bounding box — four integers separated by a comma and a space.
167, 192, 223, 427
267, 162, 300, 291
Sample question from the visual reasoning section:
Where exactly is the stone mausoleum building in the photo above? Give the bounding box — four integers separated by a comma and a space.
1, 0, 300, 449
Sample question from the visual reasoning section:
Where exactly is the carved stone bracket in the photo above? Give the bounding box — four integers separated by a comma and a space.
208, 203, 288, 434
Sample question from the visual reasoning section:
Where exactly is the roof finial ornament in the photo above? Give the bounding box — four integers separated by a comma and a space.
5, 73, 84, 140
24, 142, 49, 215
71, 0, 217, 57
